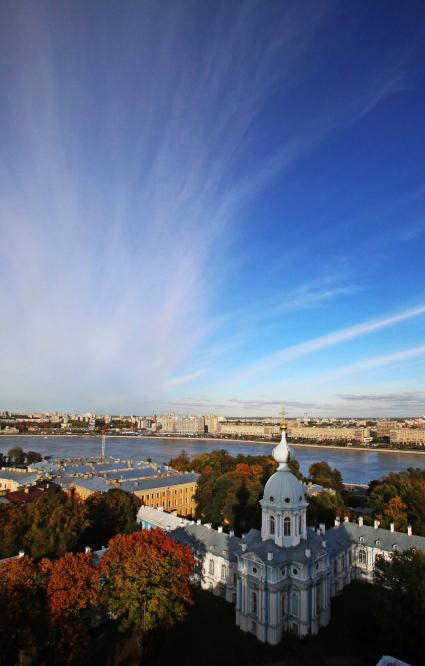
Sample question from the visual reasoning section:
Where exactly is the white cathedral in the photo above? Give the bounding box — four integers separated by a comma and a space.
138, 424, 425, 645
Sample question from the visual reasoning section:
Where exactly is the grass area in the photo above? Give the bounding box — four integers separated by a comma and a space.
151, 582, 385, 666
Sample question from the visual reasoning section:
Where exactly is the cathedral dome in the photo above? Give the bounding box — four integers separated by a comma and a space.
263, 470, 306, 507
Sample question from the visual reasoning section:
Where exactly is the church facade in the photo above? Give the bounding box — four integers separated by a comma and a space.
138, 426, 425, 645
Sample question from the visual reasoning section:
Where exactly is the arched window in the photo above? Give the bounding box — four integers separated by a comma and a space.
251, 591, 257, 616
209, 559, 215, 575
291, 590, 299, 617
284, 517, 291, 536
358, 549, 367, 567
270, 515, 275, 535
221, 564, 226, 580
281, 592, 285, 618
299, 514, 303, 534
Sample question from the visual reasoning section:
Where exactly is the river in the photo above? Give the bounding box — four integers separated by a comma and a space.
1, 435, 425, 484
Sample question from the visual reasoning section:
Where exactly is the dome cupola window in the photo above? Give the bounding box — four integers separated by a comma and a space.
284, 517, 291, 536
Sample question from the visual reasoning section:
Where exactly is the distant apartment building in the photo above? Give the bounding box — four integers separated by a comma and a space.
287, 425, 370, 443
157, 413, 205, 434
389, 428, 425, 447
204, 413, 219, 434
376, 420, 402, 438
218, 423, 280, 438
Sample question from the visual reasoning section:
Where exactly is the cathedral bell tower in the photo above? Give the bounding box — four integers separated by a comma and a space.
260, 412, 308, 547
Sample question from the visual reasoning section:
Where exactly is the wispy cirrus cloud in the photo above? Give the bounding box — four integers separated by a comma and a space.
233, 304, 425, 382
0, 2, 411, 412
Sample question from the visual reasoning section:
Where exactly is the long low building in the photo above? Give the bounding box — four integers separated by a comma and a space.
218, 423, 280, 438
389, 428, 425, 446
0, 471, 39, 493
287, 425, 370, 443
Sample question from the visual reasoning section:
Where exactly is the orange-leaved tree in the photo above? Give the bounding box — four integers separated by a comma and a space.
42, 551, 101, 616
100, 529, 194, 656
41, 552, 102, 665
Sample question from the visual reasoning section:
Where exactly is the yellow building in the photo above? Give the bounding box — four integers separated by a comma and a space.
389, 428, 425, 447
122, 472, 199, 517
204, 413, 219, 434
287, 425, 370, 443
0, 470, 39, 493
218, 423, 280, 438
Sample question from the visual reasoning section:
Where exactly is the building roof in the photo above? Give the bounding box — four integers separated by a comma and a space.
325, 521, 425, 553
56, 475, 113, 493
0, 471, 39, 485
243, 527, 326, 566
121, 472, 199, 493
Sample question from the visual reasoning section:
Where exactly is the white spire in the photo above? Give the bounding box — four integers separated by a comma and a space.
272, 424, 291, 471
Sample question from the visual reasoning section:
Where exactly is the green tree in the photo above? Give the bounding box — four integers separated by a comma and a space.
309, 461, 344, 493
27, 491, 90, 559
307, 491, 346, 528
82, 488, 138, 550
374, 549, 425, 663
26, 450, 42, 464
7, 446, 26, 465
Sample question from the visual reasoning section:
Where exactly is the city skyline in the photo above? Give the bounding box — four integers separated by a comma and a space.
1, 2, 425, 417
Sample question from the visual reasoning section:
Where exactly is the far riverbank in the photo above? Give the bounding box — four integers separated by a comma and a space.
2, 432, 425, 456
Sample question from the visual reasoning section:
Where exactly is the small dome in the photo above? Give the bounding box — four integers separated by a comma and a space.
263, 470, 307, 507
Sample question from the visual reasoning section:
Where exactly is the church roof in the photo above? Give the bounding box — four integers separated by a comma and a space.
325, 521, 425, 553
243, 527, 325, 565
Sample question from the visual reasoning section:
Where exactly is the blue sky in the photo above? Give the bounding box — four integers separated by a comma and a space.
1, 1, 425, 417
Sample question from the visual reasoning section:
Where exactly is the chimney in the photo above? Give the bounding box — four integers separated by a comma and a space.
319, 523, 326, 535
217, 526, 223, 533
267, 552, 273, 562
407, 525, 412, 536
196, 519, 201, 525
85, 546, 91, 553
229, 530, 235, 537
305, 549, 311, 558
205, 523, 212, 529
344, 516, 349, 523
334, 517, 340, 527
374, 519, 380, 530
241, 543, 247, 552
390, 522, 395, 532
322, 540, 327, 549
18, 551, 25, 557
358, 516, 363, 527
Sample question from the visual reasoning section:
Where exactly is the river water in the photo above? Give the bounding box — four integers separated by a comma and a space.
1, 435, 424, 484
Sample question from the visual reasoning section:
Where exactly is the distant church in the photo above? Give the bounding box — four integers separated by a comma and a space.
138, 422, 425, 644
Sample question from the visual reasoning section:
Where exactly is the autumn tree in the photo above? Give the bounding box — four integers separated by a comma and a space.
169, 449, 191, 471
368, 468, 425, 535
374, 549, 425, 663
40, 552, 102, 665
100, 529, 194, 658
0, 556, 47, 664
309, 461, 344, 493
